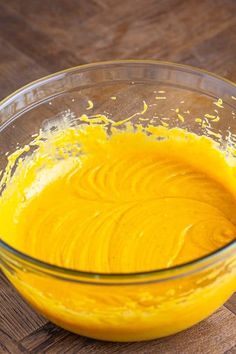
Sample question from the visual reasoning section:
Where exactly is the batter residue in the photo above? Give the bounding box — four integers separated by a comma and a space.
0, 124, 235, 273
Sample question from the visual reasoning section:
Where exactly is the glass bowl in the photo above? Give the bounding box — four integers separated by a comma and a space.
0, 60, 236, 342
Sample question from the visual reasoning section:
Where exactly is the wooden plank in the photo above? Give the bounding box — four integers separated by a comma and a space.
175, 22, 236, 81
0, 329, 29, 354
21, 323, 86, 354
0, 277, 47, 341
0, 2, 87, 73
1, 0, 236, 74
225, 293, 236, 315
0, 36, 47, 100
225, 346, 236, 354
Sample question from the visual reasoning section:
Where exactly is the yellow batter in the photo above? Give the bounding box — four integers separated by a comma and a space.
1, 124, 235, 272
0, 121, 235, 341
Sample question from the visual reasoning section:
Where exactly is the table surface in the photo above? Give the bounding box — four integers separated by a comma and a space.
0, 0, 236, 353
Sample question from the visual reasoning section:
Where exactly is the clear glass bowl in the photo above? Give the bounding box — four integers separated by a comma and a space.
0, 60, 236, 342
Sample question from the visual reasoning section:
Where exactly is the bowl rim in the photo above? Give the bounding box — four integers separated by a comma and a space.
1, 59, 236, 109
0, 59, 236, 284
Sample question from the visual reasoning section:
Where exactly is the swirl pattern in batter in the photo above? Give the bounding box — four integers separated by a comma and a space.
0, 125, 236, 273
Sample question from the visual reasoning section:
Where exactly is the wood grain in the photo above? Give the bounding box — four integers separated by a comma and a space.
0, 0, 236, 353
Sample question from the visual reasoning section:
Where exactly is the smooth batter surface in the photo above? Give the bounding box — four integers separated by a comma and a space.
0, 124, 235, 273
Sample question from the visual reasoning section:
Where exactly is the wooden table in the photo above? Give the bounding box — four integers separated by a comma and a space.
0, 1, 236, 353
